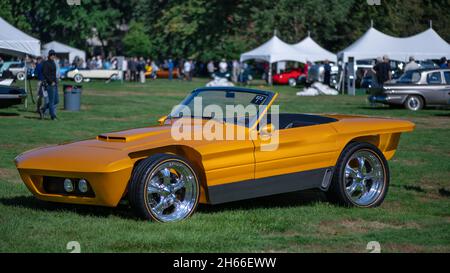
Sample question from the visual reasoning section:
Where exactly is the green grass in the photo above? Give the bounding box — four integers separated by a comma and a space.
0, 78, 449, 253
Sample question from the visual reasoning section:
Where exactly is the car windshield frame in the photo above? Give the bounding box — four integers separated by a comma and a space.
168, 87, 277, 129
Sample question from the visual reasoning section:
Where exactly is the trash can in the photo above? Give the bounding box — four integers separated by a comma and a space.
63, 85, 82, 111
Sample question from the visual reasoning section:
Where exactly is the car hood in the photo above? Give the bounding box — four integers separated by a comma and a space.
15, 119, 247, 172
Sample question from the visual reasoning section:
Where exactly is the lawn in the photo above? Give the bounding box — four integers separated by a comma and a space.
0, 78, 449, 253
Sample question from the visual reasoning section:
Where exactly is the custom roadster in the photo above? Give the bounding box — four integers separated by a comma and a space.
15, 87, 415, 222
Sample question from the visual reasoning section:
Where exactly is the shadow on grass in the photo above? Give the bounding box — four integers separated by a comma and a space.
434, 113, 450, 117
0, 190, 327, 220
0, 195, 137, 220
0, 112, 20, 117
198, 190, 327, 213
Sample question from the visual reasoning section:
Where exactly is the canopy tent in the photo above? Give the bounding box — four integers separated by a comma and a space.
338, 27, 450, 62
240, 35, 313, 84
240, 35, 310, 64
0, 17, 40, 57
42, 41, 86, 63
292, 36, 336, 63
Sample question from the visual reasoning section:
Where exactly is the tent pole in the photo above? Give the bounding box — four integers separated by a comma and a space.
268, 62, 273, 86
24, 56, 28, 110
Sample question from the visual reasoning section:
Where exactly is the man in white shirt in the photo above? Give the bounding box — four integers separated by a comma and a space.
404, 56, 420, 72
183, 60, 191, 81
219, 59, 228, 73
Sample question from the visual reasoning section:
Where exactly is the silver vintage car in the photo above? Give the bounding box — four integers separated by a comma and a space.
369, 68, 450, 111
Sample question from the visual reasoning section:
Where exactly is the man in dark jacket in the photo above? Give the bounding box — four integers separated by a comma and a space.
40, 50, 58, 120
373, 55, 391, 87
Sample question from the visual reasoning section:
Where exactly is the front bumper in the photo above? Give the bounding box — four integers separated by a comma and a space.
18, 168, 132, 207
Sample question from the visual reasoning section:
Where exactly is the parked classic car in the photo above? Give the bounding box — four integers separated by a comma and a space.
156, 68, 180, 79
307, 64, 339, 88
16, 87, 414, 222
0, 82, 27, 108
66, 68, 121, 83
369, 68, 450, 111
273, 67, 307, 87
0, 62, 26, 81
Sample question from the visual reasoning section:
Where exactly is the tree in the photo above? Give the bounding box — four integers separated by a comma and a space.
123, 21, 152, 57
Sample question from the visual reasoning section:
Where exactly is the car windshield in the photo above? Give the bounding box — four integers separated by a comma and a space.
169, 89, 274, 128
397, 70, 421, 84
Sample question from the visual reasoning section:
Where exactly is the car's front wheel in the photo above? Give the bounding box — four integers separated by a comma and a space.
129, 154, 200, 222
404, 95, 424, 111
326, 142, 389, 208
17, 72, 26, 81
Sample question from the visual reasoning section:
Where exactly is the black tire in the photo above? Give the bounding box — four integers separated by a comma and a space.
128, 154, 200, 222
288, 78, 297, 87
326, 142, 390, 208
404, 95, 424, 111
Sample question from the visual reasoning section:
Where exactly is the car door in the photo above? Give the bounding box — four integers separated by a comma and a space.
425, 71, 446, 105
443, 71, 450, 105
253, 117, 339, 181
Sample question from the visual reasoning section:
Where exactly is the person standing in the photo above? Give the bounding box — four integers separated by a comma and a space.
232, 60, 240, 83
323, 60, 331, 86
207, 60, 215, 77
183, 60, 191, 81
440, 57, 448, 68
35, 57, 44, 113
129, 57, 137, 82
168, 59, 174, 80
138, 57, 146, 83
373, 55, 391, 87
40, 50, 58, 120
404, 56, 420, 72
189, 60, 195, 81
219, 58, 228, 73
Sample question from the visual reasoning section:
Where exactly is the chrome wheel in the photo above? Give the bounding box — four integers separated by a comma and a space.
344, 150, 385, 206
74, 74, 83, 83
17, 72, 25, 81
406, 96, 422, 111
145, 160, 198, 222
288, 78, 297, 87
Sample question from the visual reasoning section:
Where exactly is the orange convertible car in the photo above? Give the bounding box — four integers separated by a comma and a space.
15, 87, 415, 222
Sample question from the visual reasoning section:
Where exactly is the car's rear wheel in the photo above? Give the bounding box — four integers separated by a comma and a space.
404, 95, 424, 111
74, 74, 83, 83
129, 154, 200, 222
288, 78, 297, 87
326, 142, 389, 208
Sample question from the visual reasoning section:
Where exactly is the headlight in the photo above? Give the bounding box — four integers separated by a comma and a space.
78, 179, 88, 193
64, 179, 74, 193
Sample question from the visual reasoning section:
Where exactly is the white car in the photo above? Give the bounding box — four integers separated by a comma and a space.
67, 69, 121, 83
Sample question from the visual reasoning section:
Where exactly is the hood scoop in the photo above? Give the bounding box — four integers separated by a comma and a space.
97, 135, 127, 142
97, 127, 170, 143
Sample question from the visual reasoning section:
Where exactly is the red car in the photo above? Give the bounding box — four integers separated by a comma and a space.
273, 65, 308, 87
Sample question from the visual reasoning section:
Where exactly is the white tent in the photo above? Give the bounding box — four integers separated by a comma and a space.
240, 35, 312, 84
240, 35, 309, 64
292, 36, 336, 63
0, 17, 40, 56
338, 27, 450, 62
42, 41, 86, 63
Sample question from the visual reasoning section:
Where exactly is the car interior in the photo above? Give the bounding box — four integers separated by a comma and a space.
267, 113, 338, 130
